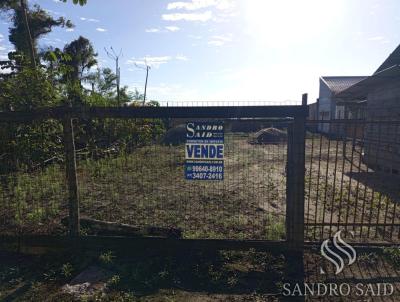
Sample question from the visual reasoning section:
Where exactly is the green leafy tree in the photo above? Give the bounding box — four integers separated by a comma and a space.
1, 1, 73, 67
62, 0, 87, 5
63, 36, 97, 84
85, 67, 117, 98
0, 67, 63, 173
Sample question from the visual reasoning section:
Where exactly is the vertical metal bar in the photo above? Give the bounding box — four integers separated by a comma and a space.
367, 123, 382, 238
360, 122, 373, 239
382, 122, 393, 239
328, 136, 340, 237
313, 129, 323, 240
390, 123, 399, 239
305, 125, 315, 237
286, 96, 306, 248
320, 132, 331, 239
344, 120, 358, 234
352, 120, 366, 234
337, 120, 348, 230
374, 123, 385, 239
63, 115, 80, 237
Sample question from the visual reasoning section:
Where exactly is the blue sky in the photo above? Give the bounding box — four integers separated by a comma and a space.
1, 0, 400, 105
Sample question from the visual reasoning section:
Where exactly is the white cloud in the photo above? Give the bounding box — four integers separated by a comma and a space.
176, 54, 188, 61
96, 27, 107, 32
208, 40, 224, 47
146, 26, 181, 33
66, 28, 74, 32
367, 36, 384, 41
165, 26, 180, 32
188, 34, 202, 40
167, 0, 233, 11
0, 34, 3, 38
127, 56, 172, 68
162, 11, 212, 22
0, 46, 6, 51
208, 34, 233, 46
80, 17, 100, 22
127, 54, 189, 68
146, 28, 160, 33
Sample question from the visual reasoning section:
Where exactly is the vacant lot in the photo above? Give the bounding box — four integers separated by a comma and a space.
0, 133, 287, 240
1, 130, 399, 242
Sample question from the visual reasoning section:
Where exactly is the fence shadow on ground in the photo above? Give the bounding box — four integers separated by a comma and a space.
0, 248, 287, 301
346, 171, 400, 204
304, 248, 400, 301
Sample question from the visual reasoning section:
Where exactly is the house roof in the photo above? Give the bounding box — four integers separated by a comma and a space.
320, 76, 368, 95
374, 44, 400, 74
336, 65, 400, 101
333, 43, 400, 103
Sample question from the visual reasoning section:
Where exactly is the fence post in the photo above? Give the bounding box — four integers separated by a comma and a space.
286, 94, 307, 248
62, 113, 80, 237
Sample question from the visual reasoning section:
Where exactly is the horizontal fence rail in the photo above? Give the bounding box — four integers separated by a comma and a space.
0, 105, 309, 122
1, 103, 398, 248
0, 104, 307, 247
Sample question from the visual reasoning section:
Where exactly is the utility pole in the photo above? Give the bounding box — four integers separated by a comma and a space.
143, 65, 150, 105
135, 59, 151, 106
104, 47, 122, 106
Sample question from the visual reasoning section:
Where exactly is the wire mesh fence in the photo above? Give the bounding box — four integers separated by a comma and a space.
0, 119, 67, 235
305, 120, 400, 243
0, 115, 290, 240
1, 109, 399, 245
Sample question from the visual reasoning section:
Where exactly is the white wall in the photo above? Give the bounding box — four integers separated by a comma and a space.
318, 78, 333, 133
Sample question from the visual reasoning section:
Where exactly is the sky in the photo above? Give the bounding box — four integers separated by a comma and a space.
0, 0, 400, 105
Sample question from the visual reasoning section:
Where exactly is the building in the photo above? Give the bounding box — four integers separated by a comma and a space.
337, 44, 400, 174
317, 76, 367, 133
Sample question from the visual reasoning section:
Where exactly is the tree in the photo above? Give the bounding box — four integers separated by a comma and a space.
1, 1, 73, 67
63, 36, 97, 85
62, 0, 87, 5
40, 47, 73, 85
85, 67, 117, 97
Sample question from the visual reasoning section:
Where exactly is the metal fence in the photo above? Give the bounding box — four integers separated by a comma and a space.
0, 105, 307, 247
305, 119, 400, 243
0, 106, 400, 244
2, 106, 399, 247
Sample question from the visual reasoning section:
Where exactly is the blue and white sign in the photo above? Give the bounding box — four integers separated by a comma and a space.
185, 122, 224, 180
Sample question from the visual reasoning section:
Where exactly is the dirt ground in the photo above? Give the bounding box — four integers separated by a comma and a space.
0, 132, 288, 240
2, 247, 400, 301
304, 135, 400, 243
1, 131, 399, 244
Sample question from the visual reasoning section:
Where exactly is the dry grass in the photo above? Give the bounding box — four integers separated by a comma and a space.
0, 133, 287, 240
1, 132, 399, 243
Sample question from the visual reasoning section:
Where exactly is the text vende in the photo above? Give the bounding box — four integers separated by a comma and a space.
185, 144, 224, 160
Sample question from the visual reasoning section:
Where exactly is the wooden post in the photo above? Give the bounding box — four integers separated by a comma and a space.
63, 115, 80, 237
286, 94, 307, 248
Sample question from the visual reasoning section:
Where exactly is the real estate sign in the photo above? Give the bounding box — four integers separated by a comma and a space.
185, 121, 224, 180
